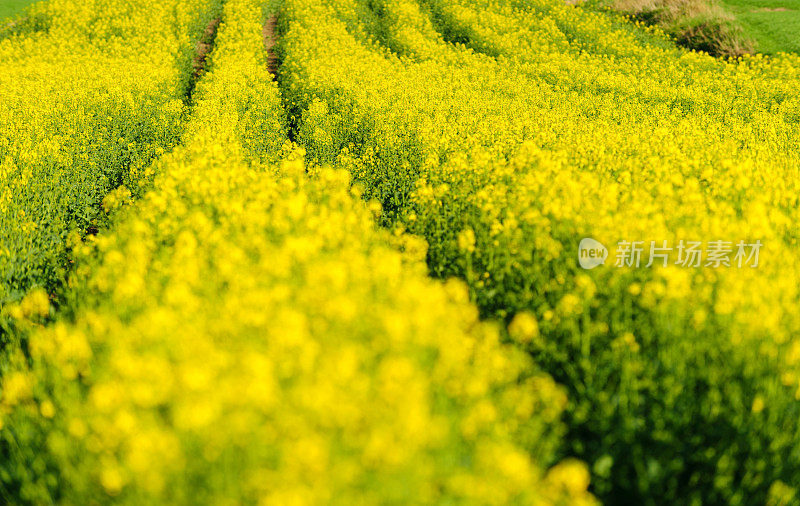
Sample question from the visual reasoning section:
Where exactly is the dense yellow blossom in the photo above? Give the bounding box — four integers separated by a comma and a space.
279, 0, 800, 503
3, 0, 798, 502
0, 1, 593, 504
0, 0, 222, 329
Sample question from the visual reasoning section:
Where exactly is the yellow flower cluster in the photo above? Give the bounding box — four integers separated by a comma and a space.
279, 0, 800, 503
4, 0, 797, 502
0, 0, 222, 331
0, 1, 594, 504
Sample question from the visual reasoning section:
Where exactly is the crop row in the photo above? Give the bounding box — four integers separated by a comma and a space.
278, 0, 800, 503
0, 0, 223, 340
0, 0, 593, 503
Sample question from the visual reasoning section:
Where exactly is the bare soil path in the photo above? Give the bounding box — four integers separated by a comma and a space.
193, 17, 221, 79
263, 14, 279, 77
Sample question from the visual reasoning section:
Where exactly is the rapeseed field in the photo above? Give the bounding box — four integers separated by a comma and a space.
1, 0, 798, 504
